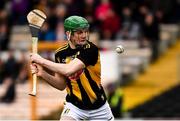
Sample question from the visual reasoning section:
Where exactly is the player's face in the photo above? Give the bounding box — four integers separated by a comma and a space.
71, 28, 89, 46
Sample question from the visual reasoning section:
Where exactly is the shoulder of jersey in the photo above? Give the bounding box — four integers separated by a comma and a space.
55, 43, 69, 54
88, 41, 98, 49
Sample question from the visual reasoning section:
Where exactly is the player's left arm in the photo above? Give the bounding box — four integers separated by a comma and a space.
30, 43, 98, 77
30, 54, 84, 77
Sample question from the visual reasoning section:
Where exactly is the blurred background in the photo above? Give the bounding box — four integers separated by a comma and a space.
0, 0, 180, 120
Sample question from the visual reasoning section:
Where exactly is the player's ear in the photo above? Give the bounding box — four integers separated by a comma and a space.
65, 31, 68, 40
65, 31, 69, 36
66, 31, 71, 41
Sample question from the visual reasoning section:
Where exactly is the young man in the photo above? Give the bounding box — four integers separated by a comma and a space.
30, 16, 114, 120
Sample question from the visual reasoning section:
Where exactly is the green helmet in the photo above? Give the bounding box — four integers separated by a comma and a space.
64, 16, 89, 32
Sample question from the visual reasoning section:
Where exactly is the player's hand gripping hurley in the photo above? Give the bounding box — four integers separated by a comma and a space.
27, 9, 47, 96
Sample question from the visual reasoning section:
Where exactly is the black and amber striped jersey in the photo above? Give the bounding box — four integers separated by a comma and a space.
55, 41, 106, 110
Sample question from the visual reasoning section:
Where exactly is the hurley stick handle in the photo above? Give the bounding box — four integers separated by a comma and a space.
29, 37, 38, 96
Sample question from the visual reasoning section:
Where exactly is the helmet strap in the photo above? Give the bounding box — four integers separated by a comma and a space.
67, 31, 78, 49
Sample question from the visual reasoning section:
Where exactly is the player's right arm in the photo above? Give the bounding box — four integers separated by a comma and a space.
31, 64, 66, 91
